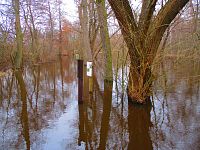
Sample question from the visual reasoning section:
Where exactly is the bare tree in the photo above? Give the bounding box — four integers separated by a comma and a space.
108, 0, 189, 103
96, 0, 113, 81
78, 0, 92, 61
47, 0, 54, 52
13, 0, 23, 69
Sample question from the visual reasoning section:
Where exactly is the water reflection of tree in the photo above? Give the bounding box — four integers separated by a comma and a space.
1, 57, 199, 149
15, 70, 30, 150
79, 71, 129, 149
77, 73, 107, 149
77, 73, 129, 149
0, 56, 78, 149
128, 102, 153, 150
152, 59, 200, 149
98, 82, 113, 150
27, 65, 40, 130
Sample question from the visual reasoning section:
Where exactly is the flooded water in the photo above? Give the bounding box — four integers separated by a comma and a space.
0, 57, 199, 150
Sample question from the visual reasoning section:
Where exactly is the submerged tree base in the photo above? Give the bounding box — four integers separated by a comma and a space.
104, 79, 113, 84
127, 90, 151, 105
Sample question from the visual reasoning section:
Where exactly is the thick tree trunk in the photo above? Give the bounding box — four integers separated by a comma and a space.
108, 0, 189, 104
128, 61, 152, 103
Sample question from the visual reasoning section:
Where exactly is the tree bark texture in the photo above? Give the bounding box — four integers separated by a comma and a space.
108, 0, 189, 103
96, 0, 113, 81
13, 0, 23, 69
89, 0, 99, 53
79, 0, 92, 61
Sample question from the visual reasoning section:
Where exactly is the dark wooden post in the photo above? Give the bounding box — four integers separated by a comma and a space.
78, 60, 84, 103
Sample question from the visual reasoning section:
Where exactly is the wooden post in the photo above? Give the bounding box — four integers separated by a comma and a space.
78, 60, 84, 103
89, 77, 93, 93
78, 60, 83, 78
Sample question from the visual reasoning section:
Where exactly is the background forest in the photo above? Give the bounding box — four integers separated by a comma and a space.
0, 0, 199, 67
0, 1, 200, 149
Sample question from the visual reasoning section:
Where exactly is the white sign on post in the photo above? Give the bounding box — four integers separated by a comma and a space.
86, 61, 92, 77
75, 53, 80, 60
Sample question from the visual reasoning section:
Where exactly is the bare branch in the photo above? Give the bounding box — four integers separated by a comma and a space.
138, 0, 158, 34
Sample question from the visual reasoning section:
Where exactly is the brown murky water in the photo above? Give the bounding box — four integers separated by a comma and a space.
0, 57, 199, 150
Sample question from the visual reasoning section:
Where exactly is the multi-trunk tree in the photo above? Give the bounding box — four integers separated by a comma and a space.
108, 0, 190, 103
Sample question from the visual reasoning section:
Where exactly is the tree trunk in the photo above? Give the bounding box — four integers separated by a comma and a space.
58, 0, 62, 55
96, 0, 113, 81
27, 0, 39, 60
13, 0, 23, 69
79, 0, 92, 61
30, 10, 38, 56
48, 1, 54, 53
88, 0, 99, 53
108, 0, 189, 104
128, 62, 152, 103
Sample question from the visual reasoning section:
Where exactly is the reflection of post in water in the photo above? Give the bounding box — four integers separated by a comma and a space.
77, 59, 91, 148
78, 102, 86, 146
77, 96, 93, 149
98, 82, 113, 150
128, 101, 153, 150
59, 56, 64, 99
53, 63, 56, 106
35, 65, 40, 112
15, 70, 30, 150
0, 78, 3, 101
77, 60, 84, 103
